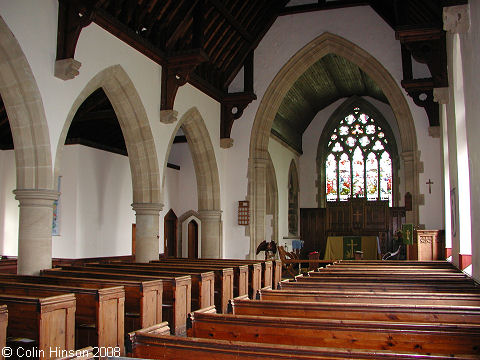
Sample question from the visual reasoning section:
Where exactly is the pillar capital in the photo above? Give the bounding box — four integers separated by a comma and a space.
13, 189, 59, 204
443, 4, 470, 34
198, 209, 222, 221
433, 87, 449, 105
131, 202, 163, 215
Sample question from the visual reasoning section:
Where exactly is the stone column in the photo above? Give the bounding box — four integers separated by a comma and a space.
132, 203, 163, 262
198, 210, 222, 258
14, 189, 59, 275
401, 151, 422, 226
248, 157, 268, 260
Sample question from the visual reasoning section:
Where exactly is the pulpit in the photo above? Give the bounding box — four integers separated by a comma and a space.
409, 230, 445, 260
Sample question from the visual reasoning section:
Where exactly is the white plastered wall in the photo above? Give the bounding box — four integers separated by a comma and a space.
268, 137, 299, 248
0, 150, 17, 255
455, 1, 480, 279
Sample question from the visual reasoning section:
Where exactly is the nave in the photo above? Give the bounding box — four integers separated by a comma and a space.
0, 257, 478, 359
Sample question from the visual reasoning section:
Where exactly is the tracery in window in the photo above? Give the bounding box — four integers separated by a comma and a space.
325, 106, 393, 206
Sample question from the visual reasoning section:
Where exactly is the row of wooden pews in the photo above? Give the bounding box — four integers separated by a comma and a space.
129, 259, 480, 359
0, 280, 108, 359
0, 255, 281, 358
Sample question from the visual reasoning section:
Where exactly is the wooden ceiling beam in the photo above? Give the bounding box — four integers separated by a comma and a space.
56, 0, 101, 61
165, 2, 198, 50
207, 0, 254, 43
94, 7, 167, 65
277, 0, 369, 16
74, 109, 117, 123
223, 0, 290, 87
173, 135, 188, 144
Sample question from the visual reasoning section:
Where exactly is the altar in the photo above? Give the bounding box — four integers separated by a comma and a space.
323, 236, 380, 260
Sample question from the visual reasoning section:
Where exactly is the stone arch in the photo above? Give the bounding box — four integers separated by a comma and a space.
248, 32, 420, 257
163, 107, 221, 211
54, 65, 161, 205
0, 16, 53, 190
163, 107, 222, 257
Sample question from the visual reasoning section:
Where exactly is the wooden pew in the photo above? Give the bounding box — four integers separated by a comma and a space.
259, 288, 480, 306
283, 277, 480, 293
303, 269, 475, 285
152, 259, 256, 301
124, 262, 234, 313
188, 311, 480, 356
82, 263, 214, 311
230, 296, 480, 324
129, 325, 478, 360
0, 304, 7, 360
0, 280, 124, 353
334, 260, 457, 268
0, 293, 75, 360
157, 258, 274, 291
37, 270, 162, 332
56, 346, 95, 360
45, 267, 190, 335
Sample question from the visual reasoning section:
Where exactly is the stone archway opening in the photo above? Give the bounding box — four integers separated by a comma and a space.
248, 32, 420, 259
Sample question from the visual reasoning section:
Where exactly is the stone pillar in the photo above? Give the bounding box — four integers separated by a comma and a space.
401, 151, 422, 226
14, 189, 59, 275
248, 157, 268, 260
198, 210, 222, 258
132, 203, 163, 263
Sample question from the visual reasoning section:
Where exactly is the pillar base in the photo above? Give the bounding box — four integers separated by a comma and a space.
132, 203, 163, 263
14, 189, 59, 275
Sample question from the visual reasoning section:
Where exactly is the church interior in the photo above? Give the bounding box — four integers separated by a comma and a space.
0, 0, 479, 358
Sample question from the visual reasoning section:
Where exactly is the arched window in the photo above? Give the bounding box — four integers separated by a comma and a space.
325, 105, 396, 206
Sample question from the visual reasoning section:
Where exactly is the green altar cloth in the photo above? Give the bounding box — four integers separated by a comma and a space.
323, 236, 379, 260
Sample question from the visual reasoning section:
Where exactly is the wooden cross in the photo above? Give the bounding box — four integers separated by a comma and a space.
353, 209, 362, 223
426, 179, 434, 194
347, 239, 357, 256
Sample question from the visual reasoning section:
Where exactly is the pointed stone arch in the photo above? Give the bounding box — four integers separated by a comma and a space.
0, 16, 59, 274
55, 65, 162, 262
55, 64, 161, 205
248, 32, 420, 258
0, 16, 53, 190
163, 107, 222, 258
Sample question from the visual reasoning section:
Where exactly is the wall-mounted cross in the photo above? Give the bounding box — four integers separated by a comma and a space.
426, 179, 434, 194
353, 209, 362, 223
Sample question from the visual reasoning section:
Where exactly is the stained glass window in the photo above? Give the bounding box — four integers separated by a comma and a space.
339, 153, 351, 201
324, 106, 394, 205
352, 147, 364, 197
380, 152, 393, 206
326, 154, 337, 201
366, 152, 378, 201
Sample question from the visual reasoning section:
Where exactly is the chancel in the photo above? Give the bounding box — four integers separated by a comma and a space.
0, 0, 479, 359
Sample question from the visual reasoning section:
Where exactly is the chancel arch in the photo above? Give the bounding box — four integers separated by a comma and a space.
163, 107, 222, 258
317, 96, 400, 208
55, 65, 162, 262
0, 16, 57, 274
249, 32, 420, 258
